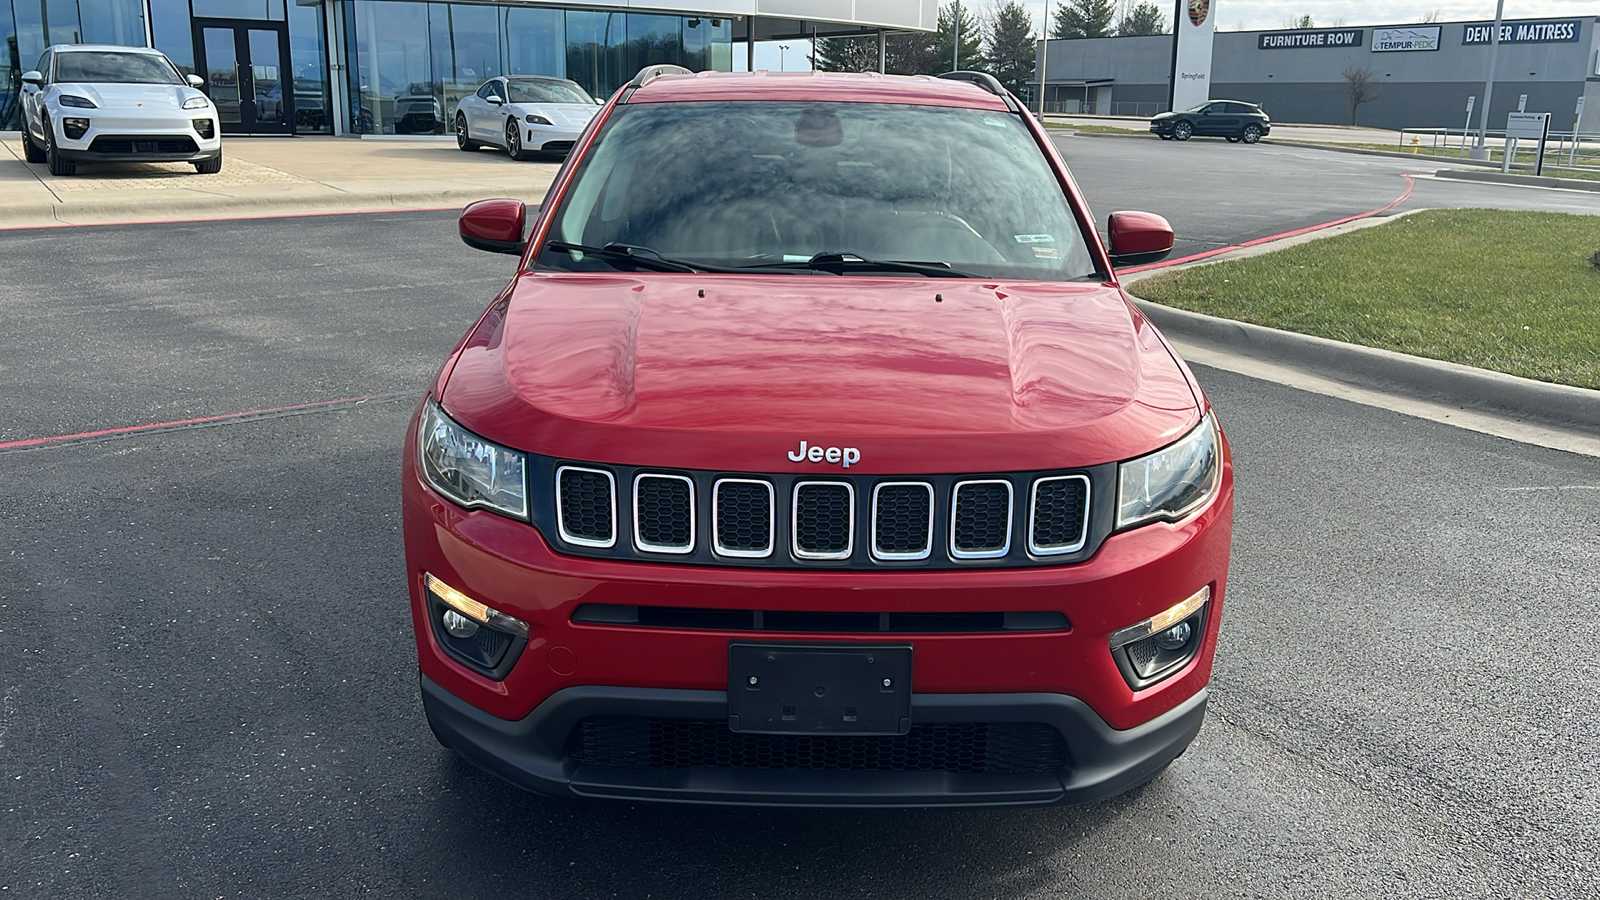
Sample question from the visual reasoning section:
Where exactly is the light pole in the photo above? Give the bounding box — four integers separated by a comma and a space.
779, 44, 789, 71
1470, 0, 1506, 159
952, 1, 962, 72
1038, 0, 1050, 117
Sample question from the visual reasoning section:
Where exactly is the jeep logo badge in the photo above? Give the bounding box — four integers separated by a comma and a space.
787, 440, 860, 468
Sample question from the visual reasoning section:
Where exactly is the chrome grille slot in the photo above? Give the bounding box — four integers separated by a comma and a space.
714, 479, 774, 558
634, 474, 694, 553
793, 482, 854, 559
556, 466, 616, 548
951, 480, 1012, 559
1029, 475, 1090, 555
872, 482, 933, 560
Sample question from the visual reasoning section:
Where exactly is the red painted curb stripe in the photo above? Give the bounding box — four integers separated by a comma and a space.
0, 205, 461, 232
0, 392, 414, 451
1120, 173, 1416, 275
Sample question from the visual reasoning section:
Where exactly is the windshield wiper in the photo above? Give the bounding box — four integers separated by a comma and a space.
752, 252, 978, 278
546, 241, 709, 274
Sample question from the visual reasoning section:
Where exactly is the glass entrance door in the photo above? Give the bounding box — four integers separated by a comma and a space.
194, 20, 293, 135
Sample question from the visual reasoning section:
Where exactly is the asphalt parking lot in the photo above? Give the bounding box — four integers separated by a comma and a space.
2, 136, 1598, 898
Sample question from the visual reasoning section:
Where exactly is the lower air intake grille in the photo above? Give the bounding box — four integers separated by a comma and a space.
88, 136, 198, 154
571, 718, 1069, 775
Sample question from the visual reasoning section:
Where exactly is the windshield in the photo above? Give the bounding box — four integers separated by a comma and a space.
55, 51, 183, 85
508, 79, 593, 105
539, 101, 1098, 280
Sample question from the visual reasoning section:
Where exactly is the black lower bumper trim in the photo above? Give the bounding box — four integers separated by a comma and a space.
421, 677, 1207, 808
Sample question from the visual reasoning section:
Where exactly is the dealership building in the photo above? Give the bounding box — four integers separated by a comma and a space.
1, 0, 935, 135
1036, 16, 1600, 132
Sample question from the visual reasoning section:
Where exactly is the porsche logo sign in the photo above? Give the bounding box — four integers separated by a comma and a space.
1187, 0, 1211, 28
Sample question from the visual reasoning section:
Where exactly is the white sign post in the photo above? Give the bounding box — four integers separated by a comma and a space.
1462, 96, 1475, 155
1169, 0, 1218, 112
1572, 96, 1586, 166
1505, 111, 1551, 174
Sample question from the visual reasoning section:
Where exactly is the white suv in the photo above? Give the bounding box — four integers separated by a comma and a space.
20, 44, 223, 176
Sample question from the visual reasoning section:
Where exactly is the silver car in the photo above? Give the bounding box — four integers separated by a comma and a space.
19, 44, 223, 176
454, 76, 600, 160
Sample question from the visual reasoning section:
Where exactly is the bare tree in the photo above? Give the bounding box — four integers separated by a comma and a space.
1284, 14, 1314, 29
1341, 66, 1381, 126
1420, 10, 1441, 23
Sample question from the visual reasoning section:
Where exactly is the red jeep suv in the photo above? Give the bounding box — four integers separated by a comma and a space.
403, 67, 1233, 807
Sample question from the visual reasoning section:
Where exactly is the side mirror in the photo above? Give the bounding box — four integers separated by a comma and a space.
594, 97, 604, 106
1107, 211, 1174, 268
459, 198, 528, 255
21, 70, 43, 87
486, 95, 504, 106
187, 74, 206, 88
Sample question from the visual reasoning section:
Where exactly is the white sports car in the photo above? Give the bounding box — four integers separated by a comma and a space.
454, 76, 601, 160
20, 44, 223, 176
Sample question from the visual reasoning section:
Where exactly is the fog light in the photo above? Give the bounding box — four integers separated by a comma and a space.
424, 573, 529, 679
1110, 586, 1209, 689
441, 609, 479, 639
193, 118, 215, 139
63, 117, 90, 140
1155, 620, 1192, 651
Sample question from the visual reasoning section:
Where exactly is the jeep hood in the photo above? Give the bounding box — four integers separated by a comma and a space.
442, 273, 1201, 473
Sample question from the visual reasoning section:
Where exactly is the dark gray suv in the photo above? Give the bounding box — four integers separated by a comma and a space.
1149, 100, 1270, 144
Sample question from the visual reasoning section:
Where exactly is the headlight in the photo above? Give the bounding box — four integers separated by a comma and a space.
524, 114, 552, 125
418, 400, 528, 519
182, 96, 210, 110
1116, 413, 1220, 529
58, 94, 96, 109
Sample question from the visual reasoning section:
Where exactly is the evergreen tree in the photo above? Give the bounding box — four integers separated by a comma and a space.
985, 1, 1037, 97
1117, 2, 1168, 36
811, 35, 878, 72
1052, 0, 1117, 39
934, 1, 987, 72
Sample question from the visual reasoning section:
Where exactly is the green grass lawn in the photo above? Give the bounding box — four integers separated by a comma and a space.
1130, 209, 1600, 389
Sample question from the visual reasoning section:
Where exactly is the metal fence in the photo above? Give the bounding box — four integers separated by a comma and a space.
1397, 127, 1600, 173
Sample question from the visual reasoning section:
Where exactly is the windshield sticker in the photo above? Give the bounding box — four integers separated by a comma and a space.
1014, 234, 1055, 244
1031, 247, 1061, 259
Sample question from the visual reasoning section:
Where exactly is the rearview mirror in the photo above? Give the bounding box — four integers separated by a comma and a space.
459, 198, 528, 255
187, 73, 205, 88
1107, 211, 1174, 268
21, 70, 42, 87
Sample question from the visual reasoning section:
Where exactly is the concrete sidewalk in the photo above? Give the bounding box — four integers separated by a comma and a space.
0, 135, 559, 227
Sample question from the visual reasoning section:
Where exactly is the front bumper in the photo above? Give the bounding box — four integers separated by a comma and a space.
403, 409, 1233, 807
424, 677, 1208, 807
52, 110, 221, 163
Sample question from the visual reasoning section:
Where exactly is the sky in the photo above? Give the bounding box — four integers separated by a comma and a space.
734, 1, 1594, 70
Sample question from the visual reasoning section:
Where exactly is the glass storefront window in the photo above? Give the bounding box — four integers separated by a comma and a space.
150, 0, 197, 74
78, 0, 144, 46
287, 0, 331, 133
623, 14, 681, 78
503, 5, 562, 78
564, 9, 622, 102
1, 0, 18, 129
192, 0, 286, 20
44, 0, 80, 44
351, 0, 430, 134
429, 2, 497, 134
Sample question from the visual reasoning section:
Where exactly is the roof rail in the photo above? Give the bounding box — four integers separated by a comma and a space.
938, 71, 1006, 96
937, 71, 1021, 113
629, 64, 694, 89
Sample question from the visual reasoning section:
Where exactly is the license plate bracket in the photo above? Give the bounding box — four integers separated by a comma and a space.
728, 643, 912, 735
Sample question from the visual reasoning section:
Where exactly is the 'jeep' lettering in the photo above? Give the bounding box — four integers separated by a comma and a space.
787, 440, 861, 468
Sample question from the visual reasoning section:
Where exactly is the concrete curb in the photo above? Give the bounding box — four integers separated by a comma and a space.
1125, 288, 1600, 435
1434, 168, 1600, 193
0, 186, 539, 227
